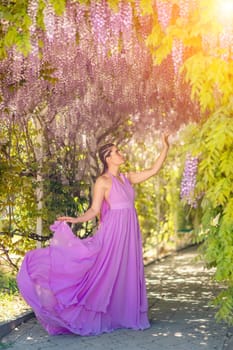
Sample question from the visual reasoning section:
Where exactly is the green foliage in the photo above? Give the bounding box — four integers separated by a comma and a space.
0, 0, 66, 59
0, 116, 98, 271
182, 55, 233, 112
49, 0, 66, 15
141, 0, 233, 322
0, 271, 18, 294
0, 266, 31, 324
144, 0, 233, 114
185, 101, 233, 324
0, 121, 39, 266
36, 0, 46, 30
139, 0, 153, 15
213, 288, 233, 324
0, 0, 32, 58
39, 61, 59, 83
106, 0, 119, 12
135, 178, 158, 241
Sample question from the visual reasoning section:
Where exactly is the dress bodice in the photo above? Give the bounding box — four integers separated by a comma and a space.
100, 173, 135, 222
108, 173, 135, 209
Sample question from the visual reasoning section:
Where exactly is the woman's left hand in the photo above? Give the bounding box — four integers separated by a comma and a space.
57, 216, 78, 223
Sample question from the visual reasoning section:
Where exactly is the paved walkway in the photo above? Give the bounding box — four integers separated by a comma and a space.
1, 246, 233, 350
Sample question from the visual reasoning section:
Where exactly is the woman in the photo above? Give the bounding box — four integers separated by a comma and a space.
17, 134, 169, 336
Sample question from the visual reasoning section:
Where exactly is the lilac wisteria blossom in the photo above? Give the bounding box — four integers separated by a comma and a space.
180, 154, 199, 208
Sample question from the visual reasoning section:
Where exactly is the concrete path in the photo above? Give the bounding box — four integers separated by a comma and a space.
1, 246, 233, 350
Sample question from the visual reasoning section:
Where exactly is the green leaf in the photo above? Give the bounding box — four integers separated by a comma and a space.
15, 33, 31, 56
107, 0, 119, 12
36, 0, 46, 30
140, 0, 153, 15
4, 27, 18, 47
49, 0, 66, 16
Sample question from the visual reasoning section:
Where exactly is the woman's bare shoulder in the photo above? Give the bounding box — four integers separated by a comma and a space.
95, 173, 111, 188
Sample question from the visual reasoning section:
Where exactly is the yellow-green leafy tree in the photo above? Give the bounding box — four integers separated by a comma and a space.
140, 0, 233, 324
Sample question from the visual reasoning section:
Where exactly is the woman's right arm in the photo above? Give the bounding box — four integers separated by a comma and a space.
57, 177, 107, 224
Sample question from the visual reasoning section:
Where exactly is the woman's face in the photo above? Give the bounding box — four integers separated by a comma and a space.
107, 146, 124, 165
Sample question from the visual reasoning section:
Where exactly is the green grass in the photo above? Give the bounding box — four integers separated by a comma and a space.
0, 272, 18, 294
0, 270, 31, 323
0, 341, 14, 349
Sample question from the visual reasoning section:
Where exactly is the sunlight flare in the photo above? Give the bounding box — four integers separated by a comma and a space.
216, 0, 233, 22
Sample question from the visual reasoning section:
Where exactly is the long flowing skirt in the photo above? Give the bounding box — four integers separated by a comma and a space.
17, 209, 150, 335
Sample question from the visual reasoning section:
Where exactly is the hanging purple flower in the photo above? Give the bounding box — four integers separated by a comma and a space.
180, 154, 199, 208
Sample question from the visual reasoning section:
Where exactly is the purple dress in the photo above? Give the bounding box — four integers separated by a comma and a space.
17, 173, 150, 335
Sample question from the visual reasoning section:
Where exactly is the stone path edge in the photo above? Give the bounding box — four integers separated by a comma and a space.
0, 311, 35, 339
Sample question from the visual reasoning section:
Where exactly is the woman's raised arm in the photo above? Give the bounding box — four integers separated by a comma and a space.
127, 133, 169, 185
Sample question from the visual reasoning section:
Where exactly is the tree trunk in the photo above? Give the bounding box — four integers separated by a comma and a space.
35, 116, 43, 248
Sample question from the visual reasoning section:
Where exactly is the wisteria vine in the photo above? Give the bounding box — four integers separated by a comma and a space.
0, 0, 200, 140
180, 154, 199, 208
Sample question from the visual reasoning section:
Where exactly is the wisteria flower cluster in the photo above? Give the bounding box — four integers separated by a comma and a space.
172, 39, 183, 76
156, 0, 172, 31
0, 0, 200, 136
180, 154, 199, 208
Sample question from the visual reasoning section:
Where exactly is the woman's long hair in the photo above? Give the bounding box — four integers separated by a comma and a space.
98, 143, 115, 175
